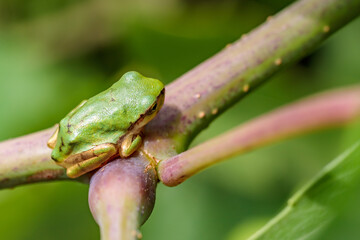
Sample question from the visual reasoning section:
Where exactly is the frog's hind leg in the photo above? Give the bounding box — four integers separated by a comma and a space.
66, 143, 116, 178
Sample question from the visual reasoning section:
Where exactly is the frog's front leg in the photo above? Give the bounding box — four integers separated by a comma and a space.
120, 134, 142, 157
65, 143, 116, 178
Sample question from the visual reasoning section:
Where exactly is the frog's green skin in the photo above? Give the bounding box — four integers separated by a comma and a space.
47, 71, 165, 178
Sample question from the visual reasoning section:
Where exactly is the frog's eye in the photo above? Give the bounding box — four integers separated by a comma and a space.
147, 103, 157, 115
152, 103, 158, 111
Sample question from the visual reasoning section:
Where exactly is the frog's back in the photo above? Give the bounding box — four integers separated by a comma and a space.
58, 71, 164, 156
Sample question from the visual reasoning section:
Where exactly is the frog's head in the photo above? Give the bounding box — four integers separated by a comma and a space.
119, 71, 165, 133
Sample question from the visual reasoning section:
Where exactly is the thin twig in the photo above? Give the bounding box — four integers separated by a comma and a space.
158, 86, 360, 186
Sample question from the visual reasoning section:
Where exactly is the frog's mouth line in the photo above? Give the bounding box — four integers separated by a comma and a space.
117, 88, 165, 144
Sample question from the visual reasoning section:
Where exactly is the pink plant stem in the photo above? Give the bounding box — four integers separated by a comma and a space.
158, 87, 360, 186
0, 126, 67, 188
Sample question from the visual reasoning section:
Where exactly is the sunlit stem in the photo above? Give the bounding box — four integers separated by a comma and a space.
145, 0, 360, 154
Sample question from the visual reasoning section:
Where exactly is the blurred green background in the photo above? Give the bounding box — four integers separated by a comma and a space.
0, 0, 360, 239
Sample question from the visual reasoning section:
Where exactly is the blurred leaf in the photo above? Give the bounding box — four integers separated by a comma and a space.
0, 182, 98, 240
227, 218, 269, 240
248, 141, 360, 240
0, 36, 106, 140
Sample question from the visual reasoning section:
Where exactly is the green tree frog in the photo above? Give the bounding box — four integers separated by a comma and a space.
47, 71, 165, 178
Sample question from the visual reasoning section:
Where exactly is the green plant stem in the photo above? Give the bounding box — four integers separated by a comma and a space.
158, 86, 360, 186
145, 0, 360, 155
88, 153, 157, 240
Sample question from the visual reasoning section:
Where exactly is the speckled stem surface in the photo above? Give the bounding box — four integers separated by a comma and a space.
145, 0, 360, 156
89, 153, 157, 240
158, 86, 360, 186
0, 126, 67, 188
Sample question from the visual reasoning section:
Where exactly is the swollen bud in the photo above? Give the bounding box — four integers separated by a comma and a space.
88, 153, 157, 240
